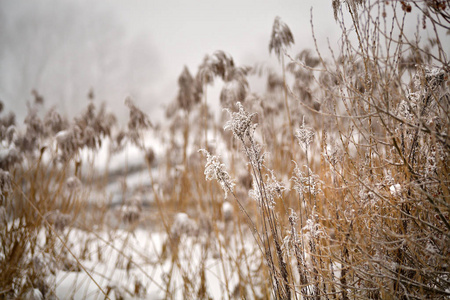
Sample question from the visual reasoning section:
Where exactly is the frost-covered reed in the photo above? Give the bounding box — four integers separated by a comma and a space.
1, 1, 449, 299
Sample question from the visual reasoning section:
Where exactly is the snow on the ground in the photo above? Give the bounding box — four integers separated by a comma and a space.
49, 226, 261, 300
80, 131, 164, 175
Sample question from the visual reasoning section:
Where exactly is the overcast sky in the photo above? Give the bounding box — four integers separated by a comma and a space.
0, 0, 343, 125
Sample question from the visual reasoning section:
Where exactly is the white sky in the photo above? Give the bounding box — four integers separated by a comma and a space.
0, 0, 340, 124
6, 1, 447, 126
110, 0, 337, 75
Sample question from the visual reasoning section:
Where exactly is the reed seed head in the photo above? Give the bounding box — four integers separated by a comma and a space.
269, 16, 294, 61
177, 66, 200, 112
294, 118, 315, 149
199, 149, 235, 198
224, 102, 257, 141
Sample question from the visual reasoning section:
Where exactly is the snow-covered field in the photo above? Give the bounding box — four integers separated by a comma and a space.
43, 222, 262, 299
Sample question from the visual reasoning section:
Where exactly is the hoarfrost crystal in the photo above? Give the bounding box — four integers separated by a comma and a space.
224, 102, 257, 141
295, 118, 315, 149
199, 149, 235, 198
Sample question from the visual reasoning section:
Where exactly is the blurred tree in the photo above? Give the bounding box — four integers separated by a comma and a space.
0, 0, 161, 124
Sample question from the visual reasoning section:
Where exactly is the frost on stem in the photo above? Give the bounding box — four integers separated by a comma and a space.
248, 175, 263, 207
291, 161, 322, 197
265, 170, 287, 199
249, 170, 287, 210
294, 118, 315, 150
224, 102, 267, 170
324, 142, 342, 169
283, 209, 300, 256
199, 149, 235, 198
303, 215, 325, 240
224, 102, 257, 141
397, 66, 449, 125
252, 170, 288, 210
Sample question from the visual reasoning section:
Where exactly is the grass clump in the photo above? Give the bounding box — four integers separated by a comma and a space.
1, 0, 449, 299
